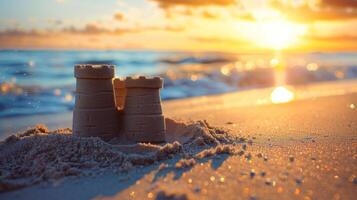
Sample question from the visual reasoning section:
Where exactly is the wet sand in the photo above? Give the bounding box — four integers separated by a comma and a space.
0, 86, 356, 199
1, 79, 357, 140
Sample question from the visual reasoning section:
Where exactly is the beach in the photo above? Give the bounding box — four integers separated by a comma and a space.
0, 81, 356, 200
2, 0, 357, 199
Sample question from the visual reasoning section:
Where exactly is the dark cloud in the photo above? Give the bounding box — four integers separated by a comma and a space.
320, 0, 357, 8
151, 0, 237, 9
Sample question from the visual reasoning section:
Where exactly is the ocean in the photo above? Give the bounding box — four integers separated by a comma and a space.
0, 50, 357, 118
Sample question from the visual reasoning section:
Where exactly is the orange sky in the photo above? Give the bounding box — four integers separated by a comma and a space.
0, 0, 356, 52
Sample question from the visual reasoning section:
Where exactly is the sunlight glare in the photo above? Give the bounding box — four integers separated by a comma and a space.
271, 86, 295, 104
255, 20, 306, 50
307, 63, 319, 71
270, 58, 280, 67
221, 66, 231, 76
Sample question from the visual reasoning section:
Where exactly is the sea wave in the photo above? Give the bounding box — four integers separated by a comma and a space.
0, 50, 357, 118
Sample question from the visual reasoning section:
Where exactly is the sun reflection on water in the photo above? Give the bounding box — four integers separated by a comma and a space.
271, 86, 295, 104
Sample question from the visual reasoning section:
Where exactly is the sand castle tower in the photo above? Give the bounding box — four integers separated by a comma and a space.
73, 64, 119, 139
113, 79, 126, 110
114, 76, 166, 143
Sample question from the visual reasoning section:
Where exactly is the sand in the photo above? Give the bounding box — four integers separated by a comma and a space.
0, 85, 356, 200
0, 118, 244, 192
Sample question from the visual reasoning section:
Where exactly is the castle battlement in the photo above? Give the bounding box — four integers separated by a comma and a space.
74, 64, 115, 79
124, 76, 163, 88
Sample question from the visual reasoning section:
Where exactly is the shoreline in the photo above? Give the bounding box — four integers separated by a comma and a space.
1, 79, 357, 139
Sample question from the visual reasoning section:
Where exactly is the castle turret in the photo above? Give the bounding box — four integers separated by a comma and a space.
73, 64, 119, 140
114, 76, 166, 143
113, 78, 126, 110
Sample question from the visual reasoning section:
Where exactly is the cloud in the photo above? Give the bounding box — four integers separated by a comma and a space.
0, 22, 187, 49
114, 12, 125, 21
151, 0, 237, 9
155, 0, 356, 22
271, 1, 357, 22
320, 0, 357, 8
306, 34, 357, 41
233, 13, 255, 21
300, 34, 357, 51
190, 36, 250, 45
152, 0, 253, 23
160, 25, 186, 32
0, 29, 45, 37
62, 24, 118, 34
289, 7, 356, 21
201, 10, 218, 19
0, 26, 130, 49
0, 22, 185, 41
199, 10, 255, 21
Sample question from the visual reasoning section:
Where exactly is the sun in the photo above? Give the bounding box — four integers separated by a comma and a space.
254, 19, 306, 50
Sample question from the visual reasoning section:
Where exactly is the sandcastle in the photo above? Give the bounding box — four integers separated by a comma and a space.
73, 64, 166, 143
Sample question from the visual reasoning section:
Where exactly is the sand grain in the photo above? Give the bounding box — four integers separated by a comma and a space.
0, 118, 243, 192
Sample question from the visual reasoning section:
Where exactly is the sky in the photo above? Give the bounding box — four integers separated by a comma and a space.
0, 0, 356, 52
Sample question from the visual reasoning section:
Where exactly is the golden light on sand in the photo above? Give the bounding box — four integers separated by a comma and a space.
255, 20, 306, 50
271, 86, 295, 104
270, 58, 280, 67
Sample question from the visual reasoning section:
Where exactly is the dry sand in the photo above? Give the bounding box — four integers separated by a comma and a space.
0, 118, 243, 192
0, 88, 356, 200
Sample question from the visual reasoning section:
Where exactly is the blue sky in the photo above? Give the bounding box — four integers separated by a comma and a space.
0, 0, 146, 29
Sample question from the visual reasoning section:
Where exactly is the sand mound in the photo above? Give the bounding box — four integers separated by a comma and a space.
0, 118, 243, 192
